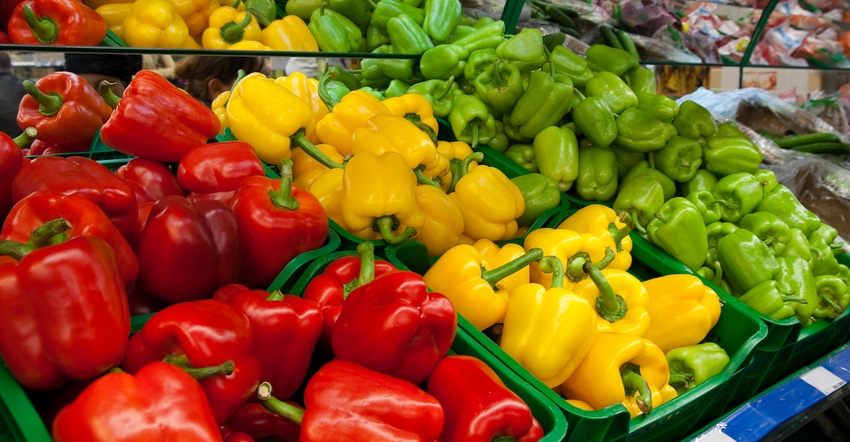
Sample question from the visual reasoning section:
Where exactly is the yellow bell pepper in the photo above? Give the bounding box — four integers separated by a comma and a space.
314, 90, 392, 156
261, 15, 318, 51
308, 168, 356, 234
523, 227, 617, 290
85, 0, 132, 9
556, 204, 634, 270
201, 6, 263, 49
642, 275, 722, 353
275, 72, 329, 144
211, 90, 231, 133
448, 152, 524, 242
424, 244, 543, 330
351, 114, 437, 171
422, 140, 475, 192
560, 332, 678, 418
341, 151, 424, 244
292, 143, 345, 190
170, 0, 220, 38
382, 93, 440, 137
473, 239, 530, 296
96, 3, 133, 40
500, 256, 598, 388
571, 267, 650, 336
123, 0, 200, 48
412, 185, 465, 257
228, 40, 272, 50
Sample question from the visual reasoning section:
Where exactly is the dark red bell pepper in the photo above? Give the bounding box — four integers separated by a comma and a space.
427, 355, 544, 442
16, 71, 113, 151
11, 155, 138, 237
229, 159, 328, 288
0, 29, 10, 42
0, 219, 130, 391
8, 0, 107, 45
135, 195, 240, 304
1, 190, 139, 283
121, 299, 262, 424
302, 241, 397, 353
0, 128, 32, 220
52, 361, 224, 441
259, 359, 444, 441
26, 138, 71, 155
213, 283, 323, 400
224, 401, 302, 442
331, 269, 457, 385
114, 157, 186, 204
177, 141, 265, 198
99, 70, 221, 163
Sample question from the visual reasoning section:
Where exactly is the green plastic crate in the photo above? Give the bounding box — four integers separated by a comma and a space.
0, 362, 52, 442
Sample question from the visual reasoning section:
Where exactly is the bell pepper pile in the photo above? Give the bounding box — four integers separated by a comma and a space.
423, 204, 729, 418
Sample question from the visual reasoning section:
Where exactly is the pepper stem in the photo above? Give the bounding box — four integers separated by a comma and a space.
291, 130, 345, 169
537, 255, 565, 289
404, 113, 438, 145
471, 124, 479, 148
583, 261, 627, 322
612, 212, 635, 252
318, 68, 341, 111
373, 215, 416, 245
98, 81, 121, 109
22, 4, 58, 44
0, 218, 72, 260
667, 372, 692, 391
342, 241, 376, 296
621, 363, 653, 415
23, 79, 63, 116
266, 289, 285, 301
13, 127, 37, 147
437, 76, 456, 100
220, 11, 253, 44
414, 167, 442, 188
163, 354, 235, 380
481, 247, 544, 287
268, 159, 299, 210
567, 247, 615, 283
258, 381, 304, 425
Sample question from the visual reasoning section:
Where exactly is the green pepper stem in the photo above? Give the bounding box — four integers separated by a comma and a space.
0, 219, 72, 260
471, 124, 479, 148
23, 79, 63, 116
584, 261, 627, 322
22, 4, 58, 44
220, 10, 253, 44
12, 127, 38, 148
268, 159, 299, 210
414, 167, 442, 188
373, 215, 416, 245
782, 295, 809, 304
628, 210, 647, 236
437, 76, 456, 100
612, 212, 635, 252
567, 247, 615, 283
163, 354, 235, 380
404, 113, 439, 145
819, 291, 843, 314
455, 152, 484, 184
318, 68, 341, 111
342, 241, 376, 297
667, 372, 692, 390
258, 381, 304, 425
291, 130, 345, 169
98, 80, 121, 109
481, 247, 544, 287
537, 255, 565, 289
266, 289, 285, 301
621, 363, 653, 415
447, 158, 463, 193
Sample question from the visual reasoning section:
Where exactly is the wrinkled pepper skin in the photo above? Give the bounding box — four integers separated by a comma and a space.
427, 355, 544, 442
666, 343, 730, 394
642, 275, 722, 352
51, 362, 223, 442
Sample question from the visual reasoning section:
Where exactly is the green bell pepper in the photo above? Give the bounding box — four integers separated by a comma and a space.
575, 144, 618, 202
654, 135, 703, 183
422, 0, 461, 42
572, 96, 617, 148
584, 44, 638, 76
703, 135, 763, 176
359, 57, 392, 89
715, 121, 747, 138
449, 94, 496, 148
506, 69, 574, 142
813, 274, 849, 320
318, 65, 362, 110
717, 228, 780, 295
463, 48, 498, 82
754, 168, 779, 194
645, 197, 709, 271
612, 146, 645, 180
636, 92, 680, 122
739, 280, 798, 320
365, 24, 390, 51
756, 184, 822, 236
666, 343, 730, 394
687, 191, 722, 225
496, 27, 548, 73
511, 173, 562, 227
810, 239, 842, 278
407, 76, 461, 118
418, 20, 506, 80
372, 48, 416, 82
546, 45, 593, 88
612, 174, 666, 234
533, 124, 579, 192
673, 100, 717, 141
387, 13, 434, 54
504, 144, 538, 173
489, 120, 510, 153
775, 255, 818, 326
678, 169, 718, 197
384, 79, 410, 98
621, 160, 676, 200
705, 221, 739, 269
285, 0, 323, 21
712, 172, 764, 223
625, 66, 657, 95
697, 265, 732, 294
309, 7, 365, 53
244, 0, 276, 27
370, 0, 424, 32
614, 108, 677, 153
471, 59, 525, 118
739, 211, 792, 257
781, 228, 812, 262
586, 71, 638, 114
809, 223, 845, 255
328, 0, 373, 31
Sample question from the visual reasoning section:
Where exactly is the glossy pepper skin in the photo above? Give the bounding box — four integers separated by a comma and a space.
534, 124, 579, 192
135, 195, 240, 304
351, 113, 437, 170
100, 70, 220, 163
309, 6, 364, 52
703, 134, 762, 177
717, 228, 780, 295
560, 332, 678, 418
496, 27, 547, 73
573, 264, 651, 336
17, 71, 113, 151
614, 107, 676, 153
756, 184, 822, 237
224, 401, 302, 442
407, 76, 462, 118
612, 174, 665, 233
546, 45, 593, 87
427, 355, 544, 442
261, 15, 319, 51
654, 135, 703, 182
213, 283, 323, 400
557, 204, 634, 269
202, 6, 263, 49
51, 362, 223, 442
121, 299, 262, 424
666, 343, 730, 394
8, 0, 107, 45
449, 93, 497, 148
646, 197, 709, 271
230, 160, 329, 288
507, 69, 574, 142
176, 141, 265, 198
422, 0, 461, 42
123, 0, 199, 48
585, 44, 638, 76
739, 211, 792, 257
575, 144, 619, 201
471, 58, 524, 118
524, 228, 618, 290
776, 255, 818, 326
572, 96, 617, 148
711, 172, 764, 223
672, 100, 716, 141
813, 273, 850, 320
418, 20, 506, 80
586, 71, 637, 114
0, 130, 27, 219
413, 184, 465, 256
739, 280, 797, 320
274, 71, 329, 141
116, 157, 186, 203
642, 275, 722, 352
0, 220, 130, 391
315, 89, 391, 155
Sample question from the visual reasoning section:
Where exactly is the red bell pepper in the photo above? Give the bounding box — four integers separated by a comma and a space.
114, 157, 186, 204
52, 361, 224, 442
427, 355, 544, 442
0, 219, 130, 391
99, 70, 221, 163
177, 141, 265, 200
302, 241, 397, 353
135, 195, 240, 304
213, 283, 323, 400
0, 29, 10, 42
26, 138, 70, 155
224, 401, 302, 442
1, 190, 139, 283
11, 155, 138, 236
332, 269, 457, 385
230, 159, 329, 288
8, 0, 107, 45
16, 71, 113, 151
121, 299, 262, 424
259, 359, 444, 441
0, 128, 32, 220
